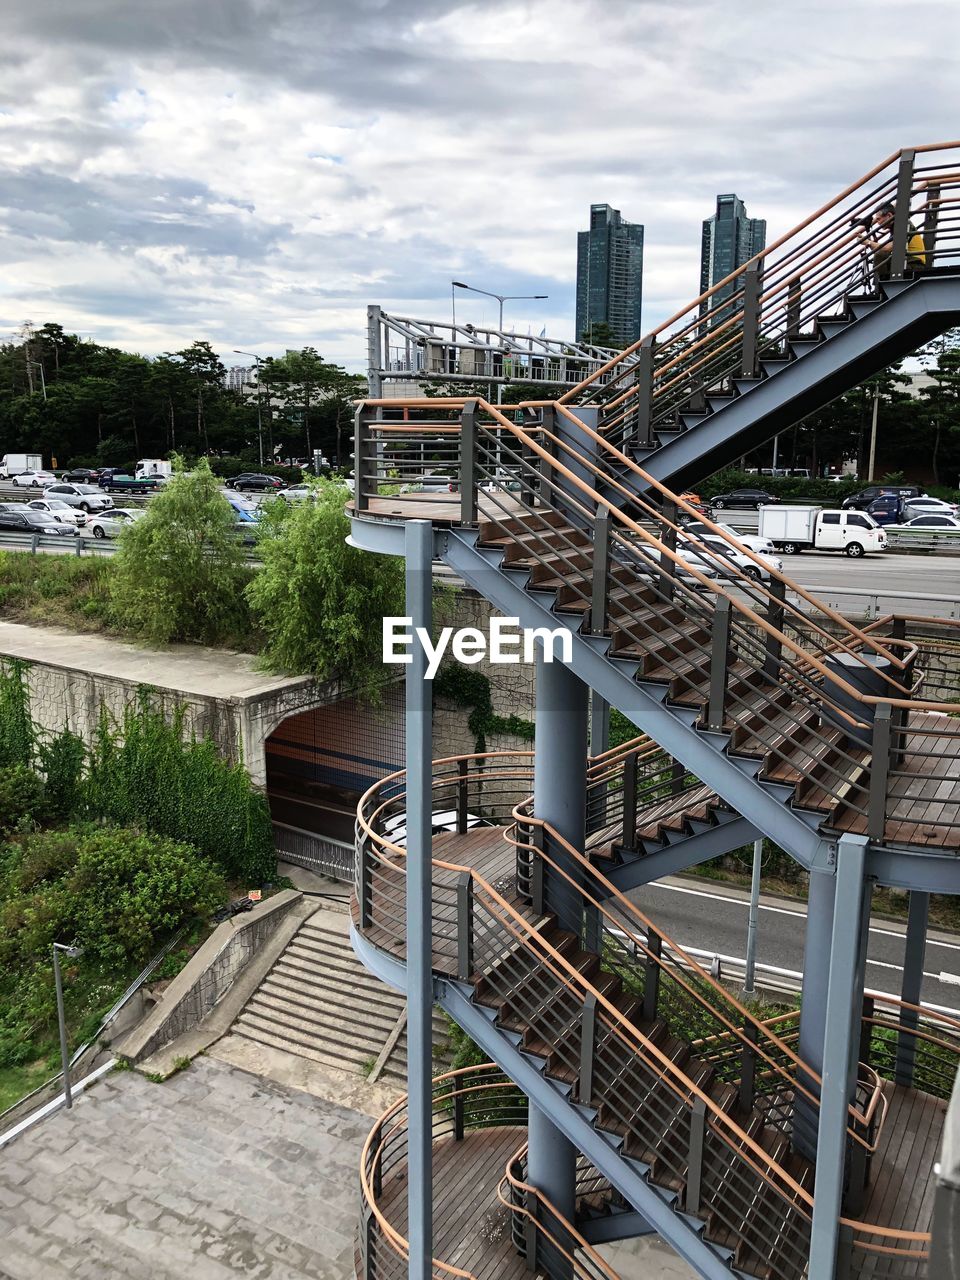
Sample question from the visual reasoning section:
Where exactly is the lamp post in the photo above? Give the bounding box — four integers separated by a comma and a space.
451, 281, 549, 334
27, 360, 47, 401
53, 942, 84, 1108
234, 351, 265, 467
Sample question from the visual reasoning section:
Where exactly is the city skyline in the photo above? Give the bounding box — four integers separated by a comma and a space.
575, 203, 645, 347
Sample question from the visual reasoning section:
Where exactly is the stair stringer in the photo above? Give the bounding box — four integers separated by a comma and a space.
350, 921, 740, 1280
601, 812, 759, 892
611, 273, 960, 496
439, 527, 826, 872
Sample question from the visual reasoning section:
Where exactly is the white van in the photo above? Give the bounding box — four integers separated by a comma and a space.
758, 505, 887, 557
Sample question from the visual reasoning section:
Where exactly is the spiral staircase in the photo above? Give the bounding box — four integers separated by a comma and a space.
349, 143, 960, 1280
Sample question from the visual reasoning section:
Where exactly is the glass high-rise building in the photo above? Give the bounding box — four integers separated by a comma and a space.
699, 194, 766, 322
575, 204, 644, 348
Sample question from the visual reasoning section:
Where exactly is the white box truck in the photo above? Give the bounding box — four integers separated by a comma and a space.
758, 504, 887, 557
134, 459, 173, 480
0, 453, 43, 478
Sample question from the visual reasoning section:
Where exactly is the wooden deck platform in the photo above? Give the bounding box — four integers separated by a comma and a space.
376, 1126, 528, 1279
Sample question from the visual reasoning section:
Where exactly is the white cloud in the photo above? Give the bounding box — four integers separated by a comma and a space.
0, 0, 957, 368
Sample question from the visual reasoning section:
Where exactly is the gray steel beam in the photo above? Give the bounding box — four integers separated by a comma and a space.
527, 1104, 576, 1277
404, 520, 434, 1280
578, 1211, 655, 1245
601, 816, 758, 893
808, 834, 868, 1280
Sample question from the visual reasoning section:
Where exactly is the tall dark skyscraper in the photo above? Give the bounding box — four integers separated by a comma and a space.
575, 204, 644, 348
699, 194, 766, 321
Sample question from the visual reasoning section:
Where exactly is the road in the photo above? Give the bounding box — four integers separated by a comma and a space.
627, 876, 960, 1012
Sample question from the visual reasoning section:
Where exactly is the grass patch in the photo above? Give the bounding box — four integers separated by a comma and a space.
0, 1053, 60, 1112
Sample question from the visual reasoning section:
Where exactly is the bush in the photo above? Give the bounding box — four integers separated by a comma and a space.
0, 765, 48, 832
109, 457, 254, 646
248, 479, 405, 701
38, 729, 87, 819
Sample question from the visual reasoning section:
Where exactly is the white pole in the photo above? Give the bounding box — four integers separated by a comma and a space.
742, 838, 763, 998
867, 384, 880, 482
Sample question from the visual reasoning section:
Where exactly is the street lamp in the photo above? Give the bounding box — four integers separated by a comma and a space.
234, 351, 265, 467
451, 282, 549, 334
53, 942, 84, 1108
27, 360, 47, 399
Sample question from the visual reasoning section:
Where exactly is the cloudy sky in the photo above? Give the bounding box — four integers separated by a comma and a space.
1, 0, 958, 372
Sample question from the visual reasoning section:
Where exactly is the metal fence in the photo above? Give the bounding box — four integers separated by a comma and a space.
272, 820, 354, 882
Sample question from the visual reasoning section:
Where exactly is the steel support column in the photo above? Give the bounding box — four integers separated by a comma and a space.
533, 649, 589, 936
808, 835, 868, 1280
896, 890, 929, 1086
527, 1102, 576, 1277
404, 520, 434, 1279
795, 863, 837, 1158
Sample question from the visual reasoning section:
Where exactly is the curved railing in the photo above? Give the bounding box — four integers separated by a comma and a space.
352, 752, 945, 1278
357, 1065, 616, 1280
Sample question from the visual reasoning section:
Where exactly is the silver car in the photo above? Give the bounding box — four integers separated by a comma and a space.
43, 483, 113, 513
27, 498, 86, 527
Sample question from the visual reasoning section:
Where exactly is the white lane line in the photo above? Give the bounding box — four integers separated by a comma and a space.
643, 881, 960, 951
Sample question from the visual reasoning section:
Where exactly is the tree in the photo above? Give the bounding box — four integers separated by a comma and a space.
262, 348, 364, 465
580, 322, 620, 348
247, 480, 404, 700
918, 330, 960, 484
109, 458, 252, 646
166, 341, 227, 454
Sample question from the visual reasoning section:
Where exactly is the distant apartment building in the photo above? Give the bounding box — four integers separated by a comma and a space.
575, 204, 644, 348
699, 194, 766, 321
225, 365, 257, 394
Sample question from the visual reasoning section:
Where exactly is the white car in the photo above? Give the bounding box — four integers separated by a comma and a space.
625, 544, 720, 585
682, 520, 776, 556
680, 533, 783, 582
381, 809, 492, 847
901, 496, 959, 520
84, 508, 143, 539
11, 469, 57, 488
276, 483, 314, 502
902, 514, 960, 529
26, 498, 86, 527
43, 483, 113, 513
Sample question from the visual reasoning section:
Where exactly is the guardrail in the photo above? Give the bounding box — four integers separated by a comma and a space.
0, 530, 262, 561
272, 821, 354, 881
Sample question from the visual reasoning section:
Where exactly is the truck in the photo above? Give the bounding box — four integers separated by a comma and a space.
758, 504, 887, 557
0, 453, 43, 478
98, 469, 161, 494
134, 459, 173, 480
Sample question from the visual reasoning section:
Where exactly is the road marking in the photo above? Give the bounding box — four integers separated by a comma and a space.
940, 971, 960, 986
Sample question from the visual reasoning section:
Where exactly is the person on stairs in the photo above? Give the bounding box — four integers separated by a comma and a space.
862, 201, 928, 285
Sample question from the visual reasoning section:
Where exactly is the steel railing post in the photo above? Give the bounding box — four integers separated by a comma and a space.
889, 149, 916, 279
705, 597, 732, 731
661, 498, 678, 603
922, 181, 941, 266
460, 400, 478, 525
859, 994, 875, 1069
635, 335, 655, 447
531, 824, 545, 917
741, 262, 762, 377
453, 1092, 465, 1142
359, 837, 373, 930
362, 1205, 376, 1280
739, 1019, 757, 1112
786, 276, 802, 336
524, 1191, 539, 1267
867, 702, 892, 841
589, 513, 610, 636
354, 405, 369, 513
456, 871, 474, 981
642, 928, 662, 1022
763, 577, 786, 680
621, 751, 638, 851
578, 993, 597, 1104
671, 758, 686, 794
456, 759, 469, 834
685, 1097, 707, 1215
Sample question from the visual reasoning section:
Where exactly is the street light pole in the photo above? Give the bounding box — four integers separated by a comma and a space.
742, 839, 763, 999
53, 942, 83, 1109
234, 351, 265, 467
451, 282, 549, 334
28, 360, 47, 401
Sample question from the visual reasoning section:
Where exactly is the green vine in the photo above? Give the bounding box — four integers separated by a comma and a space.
433, 666, 535, 753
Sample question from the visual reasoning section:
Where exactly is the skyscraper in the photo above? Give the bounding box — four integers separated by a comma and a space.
575, 204, 644, 348
699, 194, 766, 321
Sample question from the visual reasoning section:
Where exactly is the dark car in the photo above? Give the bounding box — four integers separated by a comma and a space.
0, 510, 76, 536
842, 484, 922, 511
865, 495, 903, 525
227, 473, 285, 493
709, 488, 780, 510
61, 467, 102, 483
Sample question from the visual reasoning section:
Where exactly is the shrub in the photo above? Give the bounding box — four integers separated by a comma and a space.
0, 658, 34, 768
0, 765, 48, 832
38, 729, 87, 819
109, 457, 253, 646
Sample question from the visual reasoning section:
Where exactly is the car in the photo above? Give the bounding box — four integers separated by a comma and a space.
865, 495, 904, 526
276, 483, 315, 502
97, 472, 158, 493
11, 469, 57, 488
380, 809, 492, 847
43, 483, 113, 513
402, 474, 459, 494
60, 467, 102, 484
680, 533, 784, 582
26, 498, 86, 527
708, 488, 779, 510
227, 473, 285, 493
681, 520, 776, 556
84, 509, 143, 539
902, 514, 960, 528
842, 484, 922, 510
621, 542, 720, 584
0, 509, 76, 536
901, 496, 960, 520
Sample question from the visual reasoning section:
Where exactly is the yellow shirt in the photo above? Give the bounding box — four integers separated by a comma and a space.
907, 228, 927, 267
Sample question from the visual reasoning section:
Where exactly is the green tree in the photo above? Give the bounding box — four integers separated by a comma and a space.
918, 330, 960, 484
109, 458, 252, 645
580, 321, 620, 348
248, 480, 404, 699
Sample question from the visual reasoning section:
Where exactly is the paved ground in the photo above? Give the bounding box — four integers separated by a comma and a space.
0, 1057, 367, 1280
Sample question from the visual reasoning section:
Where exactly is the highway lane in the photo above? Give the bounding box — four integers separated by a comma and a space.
627, 876, 960, 1012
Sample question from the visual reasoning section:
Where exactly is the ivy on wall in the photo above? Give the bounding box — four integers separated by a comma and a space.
433, 666, 535, 753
